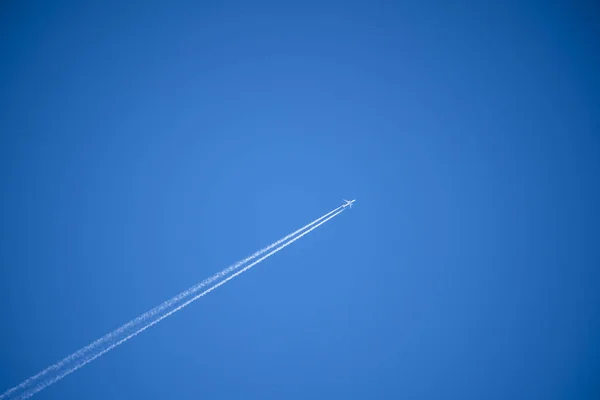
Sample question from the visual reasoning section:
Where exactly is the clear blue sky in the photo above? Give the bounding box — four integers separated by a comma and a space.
1, 1, 599, 399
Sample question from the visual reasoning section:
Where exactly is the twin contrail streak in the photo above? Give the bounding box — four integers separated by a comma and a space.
1, 205, 346, 399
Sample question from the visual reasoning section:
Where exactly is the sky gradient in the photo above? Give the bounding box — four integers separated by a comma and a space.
1, 1, 599, 399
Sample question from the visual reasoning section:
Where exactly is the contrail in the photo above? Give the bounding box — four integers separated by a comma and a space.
0, 205, 342, 400
1, 205, 346, 399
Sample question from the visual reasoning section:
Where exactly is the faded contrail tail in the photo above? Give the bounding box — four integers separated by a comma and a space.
1, 205, 346, 400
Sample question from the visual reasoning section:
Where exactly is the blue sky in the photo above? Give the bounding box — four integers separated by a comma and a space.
1, 1, 599, 399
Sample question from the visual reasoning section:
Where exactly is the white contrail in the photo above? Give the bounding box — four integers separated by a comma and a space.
0, 205, 342, 400
16, 208, 345, 400
1, 205, 345, 399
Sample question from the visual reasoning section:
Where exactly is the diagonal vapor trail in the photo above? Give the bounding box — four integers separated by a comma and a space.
0, 205, 343, 400
17, 208, 345, 400
1, 205, 346, 400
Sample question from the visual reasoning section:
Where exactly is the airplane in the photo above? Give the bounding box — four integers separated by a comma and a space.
343, 199, 356, 208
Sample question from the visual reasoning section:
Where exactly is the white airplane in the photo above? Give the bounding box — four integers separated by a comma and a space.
343, 199, 356, 208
